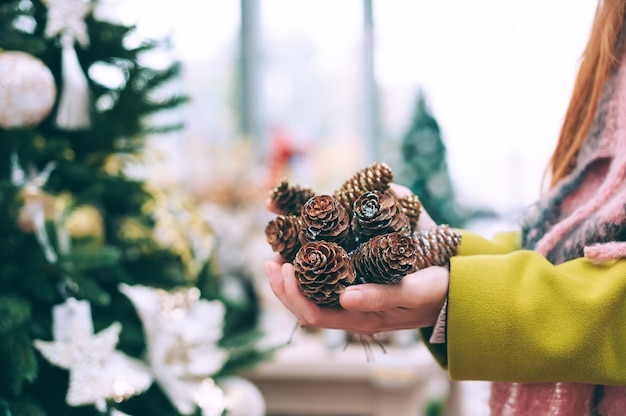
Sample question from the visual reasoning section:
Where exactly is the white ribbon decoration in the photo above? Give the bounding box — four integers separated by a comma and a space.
55, 33, 91, 130
11, 154, 58, 263
44, 0, 92, 130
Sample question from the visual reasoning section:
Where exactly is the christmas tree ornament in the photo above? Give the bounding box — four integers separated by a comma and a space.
265, 215, 302, 262
268, 178, 315, 216
333, 162, 393, 215
44, 0, 92, 130
413, 225, 462, 270
110, 411, 132, 416
293, 240, 355, 306
93, 399, 134, 416
17, 188, 57, 234
351, 190, 411, 244
351, 232, 418, 284
217, 376, 266, 416
150, 186, 215, 279
11, 154, 59, 263
193, 378, 227, 416
32, 298, 153, 407
0, 51, 57, 128
119, 284, 228, 415
299, 195, 350, 247
64, 204, 105, 242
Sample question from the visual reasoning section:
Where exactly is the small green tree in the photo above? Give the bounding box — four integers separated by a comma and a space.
396, 90, 474, 228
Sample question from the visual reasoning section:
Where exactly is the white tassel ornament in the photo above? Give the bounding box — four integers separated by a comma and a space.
44, 0, 92, 130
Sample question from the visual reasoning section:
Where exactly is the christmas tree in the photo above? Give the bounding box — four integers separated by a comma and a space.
0, 1, 270, 415
396, 90, 475, 228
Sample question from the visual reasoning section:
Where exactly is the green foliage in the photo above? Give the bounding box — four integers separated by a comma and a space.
396, 90, 488, 227
0, 0, 270, 414
425, 398, 444, 416
0, 296, 31, 334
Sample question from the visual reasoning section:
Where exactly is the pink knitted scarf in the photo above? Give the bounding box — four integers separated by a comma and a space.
490, 53, 626, 415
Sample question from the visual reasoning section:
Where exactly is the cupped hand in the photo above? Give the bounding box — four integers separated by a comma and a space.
264, 259, 449, 335
264, 181, 447, 334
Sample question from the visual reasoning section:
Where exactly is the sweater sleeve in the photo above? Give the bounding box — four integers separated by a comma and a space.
445, 251, 626, 385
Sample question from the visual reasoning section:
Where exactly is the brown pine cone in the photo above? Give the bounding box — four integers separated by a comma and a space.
396, 193, 422, 231
294, 240, 355, 307
413, 225, 462, 270
265, 215, 302, 262
351, 232, 418, 285
269, 178, 316, 216
333, 162, 394, 214
299, 195, 350, 247
351, 190, 411, 244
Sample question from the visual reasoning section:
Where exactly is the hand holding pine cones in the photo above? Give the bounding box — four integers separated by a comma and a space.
265, 162, 462, 307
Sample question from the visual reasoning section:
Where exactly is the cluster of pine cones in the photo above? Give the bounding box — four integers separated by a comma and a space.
265, 162, 462, 307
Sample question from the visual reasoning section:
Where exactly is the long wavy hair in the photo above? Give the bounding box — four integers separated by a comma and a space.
548, 0, 626, 188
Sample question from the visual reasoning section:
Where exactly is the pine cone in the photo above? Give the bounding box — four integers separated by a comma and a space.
294, 240, 355, 307
265, 215, 302, 262
396, 193, 422, 231
351, 232, 418, 285
333, 162, 394, 214
413, 225, 462, 270
299, 195, 350, 246
269, 178, 315, 216
351, 190, 411, 244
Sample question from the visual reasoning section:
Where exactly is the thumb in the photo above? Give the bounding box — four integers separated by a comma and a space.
339, 267, 449, 311
339, 284, 399, 311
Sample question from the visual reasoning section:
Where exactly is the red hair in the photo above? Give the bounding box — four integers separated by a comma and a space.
548, 0, 626, 188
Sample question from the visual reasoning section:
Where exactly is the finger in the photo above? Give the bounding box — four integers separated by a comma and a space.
280, 263, 325, 324
274, 254, 288, 265
339, 283, 401, 311
266, 261, 287, 299
391, 268, 449, 328
266, 198, 283, 215
402, 266, 449, 306
264, 260, 281, 278
277, 264, 371, 330
417, 209, 437, 230
341, 267, 448, 309
389, 183, 412, 198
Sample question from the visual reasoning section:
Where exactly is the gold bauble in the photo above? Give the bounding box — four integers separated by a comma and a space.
118, 217, 152, 242
65, 205, 105, 242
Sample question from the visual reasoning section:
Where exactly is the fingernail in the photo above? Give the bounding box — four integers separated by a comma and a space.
341, 288, 363, 308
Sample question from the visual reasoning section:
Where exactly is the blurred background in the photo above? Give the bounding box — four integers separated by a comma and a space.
0, 0, 597, 415
120, 0, 595, 217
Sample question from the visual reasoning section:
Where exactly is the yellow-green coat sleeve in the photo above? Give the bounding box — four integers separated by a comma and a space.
424, 230, 626, 385
447, 252, 626, 384
456, 230, 522, 255
421, 229, 521, 367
